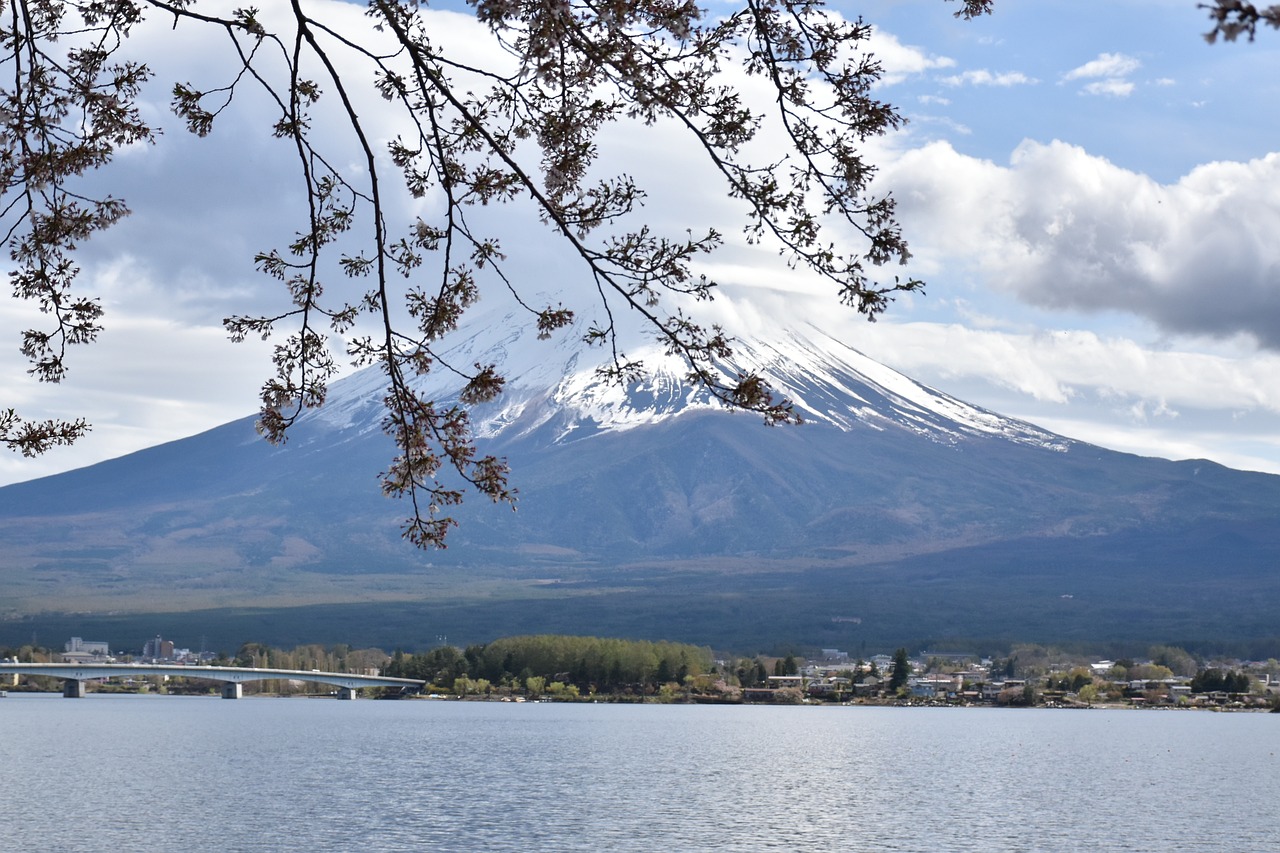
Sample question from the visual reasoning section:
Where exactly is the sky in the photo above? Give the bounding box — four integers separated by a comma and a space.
4, 0, 1280, 486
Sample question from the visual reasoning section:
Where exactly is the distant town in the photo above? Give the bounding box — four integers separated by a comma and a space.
59, 635, 217, 665
5, 635, 1279, 709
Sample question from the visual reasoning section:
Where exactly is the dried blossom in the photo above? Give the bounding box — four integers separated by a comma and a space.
2, 0, 996, 547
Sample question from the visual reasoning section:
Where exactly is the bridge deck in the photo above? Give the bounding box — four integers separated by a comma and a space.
0, 662, 424, 692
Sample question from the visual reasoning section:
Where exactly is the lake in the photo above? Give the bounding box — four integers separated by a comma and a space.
2, 693, 1276, 851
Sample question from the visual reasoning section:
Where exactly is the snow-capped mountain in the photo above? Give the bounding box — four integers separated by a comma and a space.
4, 304, 1280, 651
306, 300, 1068, 452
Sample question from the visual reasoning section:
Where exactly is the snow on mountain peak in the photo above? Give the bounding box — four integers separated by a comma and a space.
306, 300, 1070, 452
736, 327, 1070, 450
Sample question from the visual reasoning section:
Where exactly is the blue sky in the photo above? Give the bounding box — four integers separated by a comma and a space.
3, 0, 1280, 485
821, 0, 1280, 473
870, 0, 1276, 178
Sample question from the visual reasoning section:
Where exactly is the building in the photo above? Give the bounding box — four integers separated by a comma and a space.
911, 673, 963, 698
142, 635, 176, 661
60, 637, 111, 663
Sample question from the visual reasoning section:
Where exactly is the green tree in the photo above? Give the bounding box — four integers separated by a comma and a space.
1, 0, 991, 545
1064, 667, 1093, 694
888, 647, 911, 692
657, 657, 674, 684
478, 634, 710, 689
548, 681, 579, 700
235, 642, 270, 669
1190, 668, 1251, 694
755, 660, 769, 687
1148, 645, 1198, 678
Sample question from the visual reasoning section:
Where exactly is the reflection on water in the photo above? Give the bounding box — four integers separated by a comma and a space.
2, 694, 1277, 852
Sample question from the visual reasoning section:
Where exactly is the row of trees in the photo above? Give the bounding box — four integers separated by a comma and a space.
1030, 664, 1260, 706
384, 635, 714, 694
1189, 668, 1253, 694
978, 644, 1208, 680
230, 642, 390, 676
197, 643, 394, 696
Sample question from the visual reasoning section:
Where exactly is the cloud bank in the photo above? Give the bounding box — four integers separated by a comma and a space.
883, 139, 1280, 349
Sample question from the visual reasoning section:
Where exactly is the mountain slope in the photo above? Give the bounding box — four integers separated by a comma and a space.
3, 306, 1280, 651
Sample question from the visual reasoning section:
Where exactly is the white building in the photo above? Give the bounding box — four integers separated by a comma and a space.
61, 637, 111, 663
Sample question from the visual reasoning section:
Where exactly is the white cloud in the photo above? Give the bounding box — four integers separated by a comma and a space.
868, 29, 955, 85
822, 317, 1280, 473
1060, 52, 1141, 97
0, 313, 274, 486
1063, 52, 1142, 81
848, 322, 1280, 415
908, 114, 972, 136
881, 139, 1280, 350
1082, 79, 1135, 97
939, 69, 1037, 87
1027, 417, 1280, 474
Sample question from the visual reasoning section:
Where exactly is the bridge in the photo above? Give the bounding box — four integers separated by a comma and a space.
0, 662, 426, 699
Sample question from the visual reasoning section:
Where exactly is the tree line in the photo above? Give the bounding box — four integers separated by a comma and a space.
384, 635, 713, 695
228, 642, 390, 676
1189, 668, 1252, 694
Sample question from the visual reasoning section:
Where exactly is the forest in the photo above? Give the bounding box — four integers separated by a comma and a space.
383, 634, 716, 697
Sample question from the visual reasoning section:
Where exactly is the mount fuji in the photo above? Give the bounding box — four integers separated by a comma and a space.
3, 303, 1280, 653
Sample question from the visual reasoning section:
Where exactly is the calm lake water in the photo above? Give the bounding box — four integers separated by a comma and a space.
2, 693, 1277, 852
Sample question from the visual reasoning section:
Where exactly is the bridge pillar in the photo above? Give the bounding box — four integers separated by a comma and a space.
337, 687, 358, 700
63, 679, 87, 698
221, 682, 243, 700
